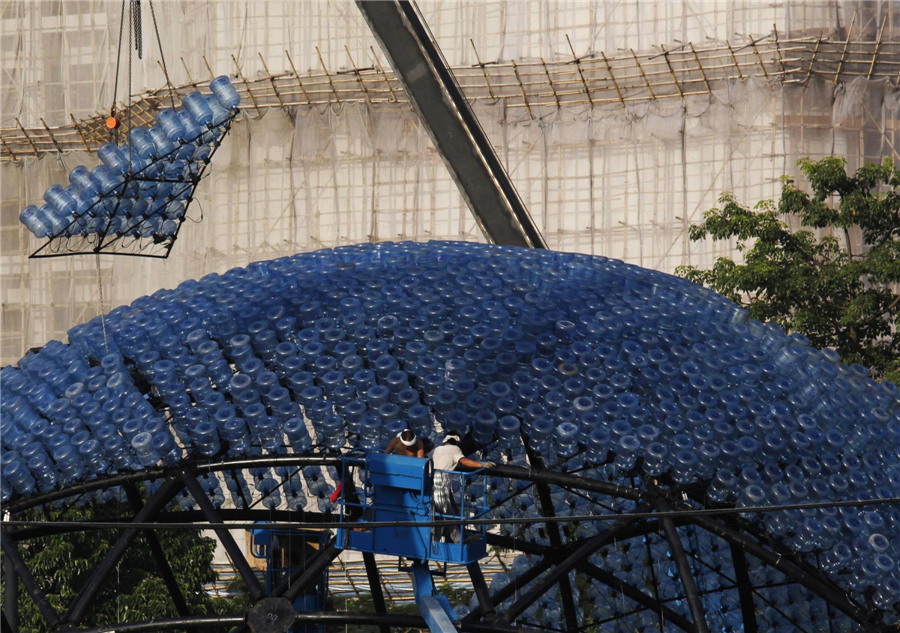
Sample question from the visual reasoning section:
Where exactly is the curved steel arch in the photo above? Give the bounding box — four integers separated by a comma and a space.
2, 458, 878, 633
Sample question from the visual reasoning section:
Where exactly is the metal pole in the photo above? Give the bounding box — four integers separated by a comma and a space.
3, 533, 18, 632
9, 456, 642, 515
654, 497, 710, 633
483, 529, 697, 632
63, 476, 184, 626
502, 506, 648, 622
8, 456, 341, 514
730, 542, 759, 633
9, 507, 338, 542
485, 517, 690, 557
356, 0, 546, 249
467, 562, 495, 619
178, 469, 265, 601
578, 562, 698, 633
0, 535, 59, 628
486, 464, 643, 501
2, 610, 14, 633
691, 514, 866, 622
464, 557, 552, 624
362, 552, 389, 633
525, 448, 578, 632
123, 484, 190, 616
71, 611, 539, 633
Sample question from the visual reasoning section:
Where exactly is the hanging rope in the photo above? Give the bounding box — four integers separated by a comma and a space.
127, 0, 133, 144
95, 253, 109, 354
133, 0, 142, 60
109, 0, 127, 142
148, 0, 176, 109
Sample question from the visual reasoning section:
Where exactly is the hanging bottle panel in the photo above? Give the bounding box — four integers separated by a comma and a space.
20, 76, 241, 259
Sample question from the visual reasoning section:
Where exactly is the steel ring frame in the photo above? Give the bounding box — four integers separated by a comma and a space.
2, 452, 883, 633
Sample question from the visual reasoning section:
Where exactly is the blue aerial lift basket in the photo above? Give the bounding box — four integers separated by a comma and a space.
336, 452, 488, 565
336, 452, 490, 632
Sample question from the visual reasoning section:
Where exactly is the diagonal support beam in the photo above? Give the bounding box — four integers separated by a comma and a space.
578, 562, 698, 633
691, 514, 866, 622
1, 535, 60, 628
654, 497, 710, 633
502, 507, 648, 622
467, 562, 495, 619
280, 541, 342, 604
486, 533, 547, 558
123, 484, 190, 617
62, 476, 184, 626
464, 557, 553, 624
485, 517, 689, 558
730, 542, 759, 633
4, 533, 18, 632
485, 527, 697, 633
486, 464, 643, 501
178, 469, 265, 601
356, 0, 545, 248
363, 552, 390, 633
526, 449, 578, 632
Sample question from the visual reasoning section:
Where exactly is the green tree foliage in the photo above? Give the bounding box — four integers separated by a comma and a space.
6, 500, 249, 632
677, 156, 900, 382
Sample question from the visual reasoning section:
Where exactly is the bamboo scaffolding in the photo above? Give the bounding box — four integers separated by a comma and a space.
4, 34, 899, 160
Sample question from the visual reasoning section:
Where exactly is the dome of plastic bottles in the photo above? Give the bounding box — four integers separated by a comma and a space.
3, 241, 899, 632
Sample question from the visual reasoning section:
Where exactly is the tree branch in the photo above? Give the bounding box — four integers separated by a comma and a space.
843, 227, 853, 259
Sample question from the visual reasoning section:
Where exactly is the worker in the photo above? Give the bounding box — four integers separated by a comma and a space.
385, 429, 425, 458
333, 429, 423, 521
430, 433, 494, 543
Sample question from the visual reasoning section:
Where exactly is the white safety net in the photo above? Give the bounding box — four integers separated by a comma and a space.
1, 0, 898, 364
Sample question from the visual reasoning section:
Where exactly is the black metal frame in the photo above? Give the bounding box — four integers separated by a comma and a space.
29, 112, 235, 260
1, 456, 882, 633
651, 493, 710, 633
63, 611, 537, 633
365, 551, 391, 633
122, 482, 190, 617
3, 2, 882, 632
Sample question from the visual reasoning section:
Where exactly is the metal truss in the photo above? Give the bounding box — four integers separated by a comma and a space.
1, 453, 882, 633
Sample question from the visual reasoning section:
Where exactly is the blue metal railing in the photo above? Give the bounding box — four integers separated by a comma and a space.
337, 452, 489, 564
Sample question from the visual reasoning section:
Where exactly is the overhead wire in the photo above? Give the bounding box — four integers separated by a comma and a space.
148, 0, 176, 109
5, 492, 900, 531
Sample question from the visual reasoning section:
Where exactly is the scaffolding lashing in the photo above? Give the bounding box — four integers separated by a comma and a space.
3, 32, 899, 161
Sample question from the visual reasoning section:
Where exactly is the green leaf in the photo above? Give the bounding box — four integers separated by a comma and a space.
680, 156, 900, 379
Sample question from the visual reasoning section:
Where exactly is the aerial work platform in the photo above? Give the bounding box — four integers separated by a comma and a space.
336, 452, 489, 632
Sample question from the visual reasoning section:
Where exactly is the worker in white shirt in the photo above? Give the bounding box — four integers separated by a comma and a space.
430, 433, 494, 543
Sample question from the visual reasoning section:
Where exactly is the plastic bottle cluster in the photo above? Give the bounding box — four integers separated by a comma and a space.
18, 75, 240, 242
1, 241, 898, 630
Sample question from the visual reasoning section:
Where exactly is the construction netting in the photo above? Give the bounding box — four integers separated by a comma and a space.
1, 0, 898, 365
